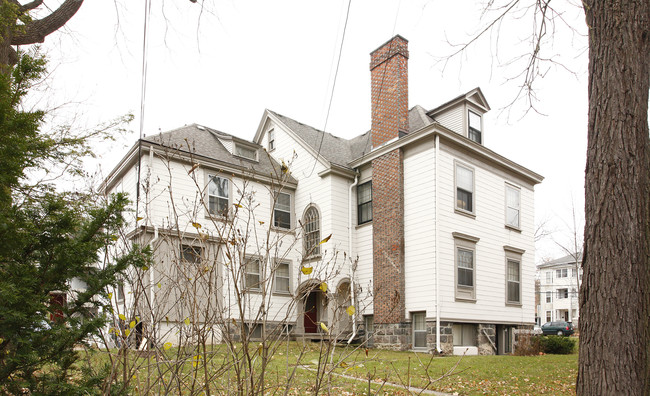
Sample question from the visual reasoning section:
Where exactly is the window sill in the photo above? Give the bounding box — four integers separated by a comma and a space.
505, 224, 521, 233
303, 254, 322, 263
204, 214, 231, 223
454, 209, 476, 219
355, 221, 372, 230
455, 296, 477, 303
505, 302, 522, 307
270, 226, 296, 235
272, 291, 293, 297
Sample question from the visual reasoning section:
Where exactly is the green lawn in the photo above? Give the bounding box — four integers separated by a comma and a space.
89, 341, 578, 395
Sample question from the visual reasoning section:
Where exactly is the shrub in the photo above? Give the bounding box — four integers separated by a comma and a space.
514, 332, 543, 356
535, 335, 576, 354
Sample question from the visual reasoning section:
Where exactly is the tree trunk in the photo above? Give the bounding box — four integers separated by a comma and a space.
578, 1, 650, 395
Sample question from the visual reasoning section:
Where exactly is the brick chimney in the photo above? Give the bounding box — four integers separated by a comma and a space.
369, 36, 408, 349
370, 35, 409, 148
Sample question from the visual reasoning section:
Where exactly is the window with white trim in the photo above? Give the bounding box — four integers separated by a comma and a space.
546, 291, 552, 303
268, 129, 275, 151
453, 233, 479, 300
455, 163, 474, 214
245, 259, 261, 291
505, 184, 521, 228
412, 312, 427, 349
303, 206, 320, 256
273, 192, 292, 229
546, 311, 552, 323
557, 288, 568, 299
181, 245, 202, 264
357, 181, 372, 224
274, 262, 290, 294
235, 144, 257, 161
506, 259, 521, 304
468, 110, 482, 144
546, 271, 553, 284
208, 175, 229, 216
556, 268, 568, 278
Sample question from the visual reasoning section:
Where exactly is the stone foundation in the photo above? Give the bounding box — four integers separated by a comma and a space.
478, 324, 496, 355
373, 322, 410, 350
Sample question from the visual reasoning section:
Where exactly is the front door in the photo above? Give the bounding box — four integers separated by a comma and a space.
304, 292, 318, 333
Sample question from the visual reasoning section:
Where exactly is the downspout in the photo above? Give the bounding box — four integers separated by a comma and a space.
148, 147, 159, 347
435, 134, 442, 353
347, 174, 359, 344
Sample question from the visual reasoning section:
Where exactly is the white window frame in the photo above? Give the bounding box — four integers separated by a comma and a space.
303, 206, 321, 257
453, 232, 479, 301
273, 261, 291, 294
412, 312, 427, 349
454, 162, 475, 215
234, 143, 258, 161
268, 129, 275, 151
468, 110, 482, 144
546, 311, 552, 323
557, 288, 569, 299
273, 191, 292, 230
244, 258, 261, 291
556, 268, 568, 278
206, 174, 230, 218
546, 271, 553, 284
505, 183, 521, 229
181, 244, 202, 264
452, 324, 477, 347
546, 291, 552, 303
503, 246, 524, 306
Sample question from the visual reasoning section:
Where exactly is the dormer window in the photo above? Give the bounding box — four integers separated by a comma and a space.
235, 144, 257, 161
468, 111, 482, 144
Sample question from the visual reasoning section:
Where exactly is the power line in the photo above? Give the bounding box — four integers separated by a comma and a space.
304, 0, 352, 178
135, 0, 152, 228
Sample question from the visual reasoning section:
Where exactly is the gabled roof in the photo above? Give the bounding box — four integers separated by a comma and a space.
427, 87, 491, 117
266, 106, 434, 170
141, 123, 297, 184
537, 253, 583, 269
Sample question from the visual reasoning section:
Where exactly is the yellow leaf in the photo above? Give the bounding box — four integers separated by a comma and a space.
0, 338, 4, 345
163, 342, 172, 350
346, 305, 356, 316
192, 222, 202, 229
319, 234, 332, 245
339, 361, 348, 368
184, 317, 190, 326
142, 266, 148, 271
258, 221, 265, 225
319, 282, 327, 293
118, 314, 126, 321
110, 235, 118, 241
136, 316, 140, 322
257, 343, 263, 355
107, 292, 113, 300
132, 374, 137, 380
165, 316, 169, 323
320, 322, 329, 333
137, 216, 143, 221
124, 329, 130, 337
301, 266, 313, 275
129, 320, 136, 329
157, 282, 162, 288
235, 203, 243, 208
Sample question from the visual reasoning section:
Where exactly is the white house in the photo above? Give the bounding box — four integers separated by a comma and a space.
537, 254, 582, 326
102, 35, 543, 355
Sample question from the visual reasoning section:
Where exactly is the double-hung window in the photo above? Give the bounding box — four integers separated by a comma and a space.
455, 163, 474, 214
273, 192, 291, 229
268, 129, 275, 151
274, 262, 290, 294
557, 288, 568, 299
556, 268, 568, 278
453, 233, 479, 300
245, 259, 261, 291
412, 312, 427, 349
546, 271, 553, 284
208, 175, 229, 216
546, 291, 552, 303
357, 181, 372, 224
505, 184, 521, 228
468, 111, 482, 144
506, 259, 521, 304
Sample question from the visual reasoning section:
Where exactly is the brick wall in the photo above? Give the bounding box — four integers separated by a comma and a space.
370, 36, 408, 333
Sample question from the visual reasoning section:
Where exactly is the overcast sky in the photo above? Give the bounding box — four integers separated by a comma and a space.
35, 0, 589, 262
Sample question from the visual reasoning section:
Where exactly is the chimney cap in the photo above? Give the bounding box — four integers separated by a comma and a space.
369, 34, 409, 55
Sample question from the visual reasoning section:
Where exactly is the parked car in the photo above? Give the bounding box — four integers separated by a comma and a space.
532, 325, 542, 335
541, 321, 574, 336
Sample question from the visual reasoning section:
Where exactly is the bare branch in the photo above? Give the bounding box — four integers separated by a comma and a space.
11, 0, 84, 45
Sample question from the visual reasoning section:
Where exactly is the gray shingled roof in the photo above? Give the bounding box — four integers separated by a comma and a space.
538, 253, 583, 268
142, 124, 297, 184
270, 106, 434, 169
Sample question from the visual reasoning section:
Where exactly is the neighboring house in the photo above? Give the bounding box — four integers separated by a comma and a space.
102, 35, 543, 355
537, 253, 582, 326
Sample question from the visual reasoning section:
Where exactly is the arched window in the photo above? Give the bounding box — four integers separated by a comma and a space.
303, 206, 320, 257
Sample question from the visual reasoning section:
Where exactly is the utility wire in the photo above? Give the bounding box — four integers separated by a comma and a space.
135, 0, 152, 228
304, 0, 352, 178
